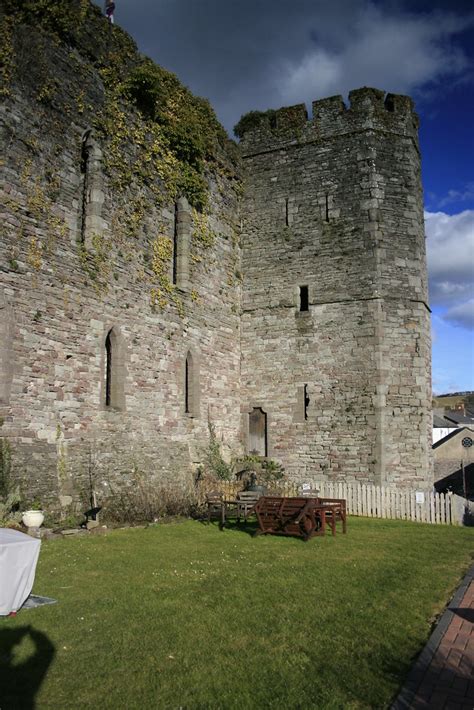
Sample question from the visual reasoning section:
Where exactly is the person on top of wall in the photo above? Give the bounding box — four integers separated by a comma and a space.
105, 0, 115, 24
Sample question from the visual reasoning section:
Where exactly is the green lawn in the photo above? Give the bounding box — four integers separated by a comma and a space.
1, 518, 472, 709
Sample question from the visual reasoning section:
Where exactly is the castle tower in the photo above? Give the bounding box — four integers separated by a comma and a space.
240, 88, 432, 487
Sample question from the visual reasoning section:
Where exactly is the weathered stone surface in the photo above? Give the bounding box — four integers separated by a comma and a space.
0, 5, 432, 508
240, 89, 432, 486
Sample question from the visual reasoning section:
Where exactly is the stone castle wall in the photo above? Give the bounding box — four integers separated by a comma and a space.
240, 88, 432, 486
0, 4, 433, 510
0, 8, 242, 508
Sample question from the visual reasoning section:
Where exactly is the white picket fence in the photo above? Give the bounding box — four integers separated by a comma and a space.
311, 481, 453, 525
204, 479, 462, 525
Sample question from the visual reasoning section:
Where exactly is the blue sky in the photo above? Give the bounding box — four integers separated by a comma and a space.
104, 0, 473, 394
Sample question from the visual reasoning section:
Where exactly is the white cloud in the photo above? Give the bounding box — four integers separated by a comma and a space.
444, 300, 474, 329
425, 209, 474, 330
438, 182, 474, 208
275, 6, 472, 112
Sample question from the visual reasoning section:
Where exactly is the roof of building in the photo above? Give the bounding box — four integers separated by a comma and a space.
432, 426, 474, 450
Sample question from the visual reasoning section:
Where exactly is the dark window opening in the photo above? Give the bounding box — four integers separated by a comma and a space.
304, 384, 310, 420
172, 202, 178, 285
385, 95, 395, 112
325, 193, 329, 222
285, 198, 289, 227
185, 353, 190, 413
299, 285, 309, 312
105, 330, 112, 407
80, 130, 92, 244
80, 132, 91, 174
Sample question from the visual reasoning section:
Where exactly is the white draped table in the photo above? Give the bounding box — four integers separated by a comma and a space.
0, 528, 41, 615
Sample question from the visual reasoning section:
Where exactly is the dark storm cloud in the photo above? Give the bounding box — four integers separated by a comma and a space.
105, 0, 474, 133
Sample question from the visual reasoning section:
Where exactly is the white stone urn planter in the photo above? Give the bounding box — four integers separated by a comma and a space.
22, 510, 45, 528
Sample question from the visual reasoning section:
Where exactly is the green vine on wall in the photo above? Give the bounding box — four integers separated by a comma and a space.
149, 234, 183, 317
0, 15, 14, 98
3, 0, 241, 312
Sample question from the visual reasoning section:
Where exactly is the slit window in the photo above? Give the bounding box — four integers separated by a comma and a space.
105, 330, 112, 407
299, 285, 309, 312
304, 384, 310, 420
172, 202, 178, 285
80, 131, 91, 244
184, 350, 199, 417
185, 353, 190, 413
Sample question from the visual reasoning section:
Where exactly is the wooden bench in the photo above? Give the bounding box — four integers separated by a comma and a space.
254, 496, 347, 540
253, 497, 320, 541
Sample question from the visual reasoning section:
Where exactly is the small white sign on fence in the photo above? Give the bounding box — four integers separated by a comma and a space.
415, 491, 425, 505
301, 483, 311, 491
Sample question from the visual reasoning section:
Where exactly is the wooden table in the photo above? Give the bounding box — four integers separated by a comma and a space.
220, 498, 258, 528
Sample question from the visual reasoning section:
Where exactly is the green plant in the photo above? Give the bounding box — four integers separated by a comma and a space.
202, 422, 233, 480
24, 498, 43, 511
234, 454, 286, 487
0, 438, 12, 497
233, 108, 277, 138
0, 486, 22, 527
260, 457, 286, 483
42, 512, 84, 530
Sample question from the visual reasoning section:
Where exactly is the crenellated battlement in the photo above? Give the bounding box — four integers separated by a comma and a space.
239, 87, 419, 156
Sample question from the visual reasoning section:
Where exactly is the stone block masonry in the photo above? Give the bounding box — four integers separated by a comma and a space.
240, 88, 432, 486
0, 4, 242, 508
0, 3, 432, 510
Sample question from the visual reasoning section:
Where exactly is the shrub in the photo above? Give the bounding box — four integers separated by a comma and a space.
0, 487, 22, 527
233, 109, 277, 139
234, 454, 286, 491
202, 423, 233, 481
99, 468, 197, 525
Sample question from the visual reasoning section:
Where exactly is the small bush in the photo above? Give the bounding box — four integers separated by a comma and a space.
99, 468, 197, 525
233, 109, 276, 139
0, 487, 22, 527
202, 422, 233, 481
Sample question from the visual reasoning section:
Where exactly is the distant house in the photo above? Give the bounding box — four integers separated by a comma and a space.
432, 407, 474, 444
433, 427, 474, 500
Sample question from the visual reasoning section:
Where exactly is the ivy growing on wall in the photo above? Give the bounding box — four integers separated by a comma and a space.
3, 0, 241, 311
